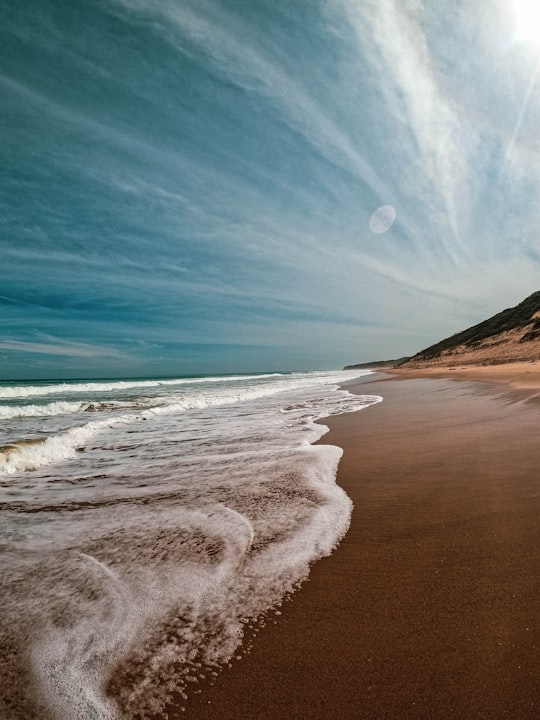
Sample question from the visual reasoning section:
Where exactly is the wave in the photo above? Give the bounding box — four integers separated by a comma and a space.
0, 389, 282, 475
0, 414, 140, 475
0, 401, 84, 419
0, 374, 285, 400
0, 385, 302, 475
0, 400, 148, 420
0, 371, 375, 476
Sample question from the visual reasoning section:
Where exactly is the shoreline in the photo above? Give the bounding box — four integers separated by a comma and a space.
156, 366, 540, 719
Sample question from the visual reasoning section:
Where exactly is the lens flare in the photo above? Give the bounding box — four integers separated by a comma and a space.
369, 205, 396, 234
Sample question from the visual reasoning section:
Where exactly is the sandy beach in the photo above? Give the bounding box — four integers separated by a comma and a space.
158, 366, 540, 720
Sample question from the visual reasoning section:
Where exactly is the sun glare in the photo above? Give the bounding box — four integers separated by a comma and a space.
514, 0, 540, 42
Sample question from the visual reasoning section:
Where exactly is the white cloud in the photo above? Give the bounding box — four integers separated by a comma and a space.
0, 338, 124, 359
108, 0, 393, 201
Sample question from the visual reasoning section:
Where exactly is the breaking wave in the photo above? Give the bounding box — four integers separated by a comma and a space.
0, 373, 284, 400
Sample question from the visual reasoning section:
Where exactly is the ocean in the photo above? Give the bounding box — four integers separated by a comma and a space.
0, 369, 381, 719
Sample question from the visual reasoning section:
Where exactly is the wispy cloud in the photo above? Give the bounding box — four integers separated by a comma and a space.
0, 338, 124, 359
332, 0, 475, 263
109, 0, 393, 202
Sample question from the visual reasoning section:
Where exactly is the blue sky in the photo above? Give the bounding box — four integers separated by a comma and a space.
3, 0, 540, 379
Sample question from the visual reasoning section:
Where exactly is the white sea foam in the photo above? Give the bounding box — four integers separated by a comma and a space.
0, 369, 382, 720
0, 416, 135, 474
0, 373, 284, 400
0, 371, 378, 476
0, 401, 84, 419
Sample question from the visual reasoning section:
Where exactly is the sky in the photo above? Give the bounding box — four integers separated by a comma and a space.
3, 0, 540, 379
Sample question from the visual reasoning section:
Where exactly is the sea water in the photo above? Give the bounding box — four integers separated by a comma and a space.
0, 370, 381, 719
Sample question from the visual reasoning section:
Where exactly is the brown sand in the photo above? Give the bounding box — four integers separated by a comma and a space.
160, 370, 540, 719
391, 359, 540, 391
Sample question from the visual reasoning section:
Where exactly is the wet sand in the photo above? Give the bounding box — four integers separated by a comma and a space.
161, 370, 540, 719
